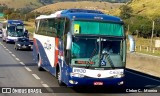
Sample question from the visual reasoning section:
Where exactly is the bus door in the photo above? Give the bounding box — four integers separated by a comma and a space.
56, 17, 70, 84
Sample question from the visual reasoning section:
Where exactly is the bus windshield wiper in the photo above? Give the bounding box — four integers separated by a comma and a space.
85, 48, 97, 69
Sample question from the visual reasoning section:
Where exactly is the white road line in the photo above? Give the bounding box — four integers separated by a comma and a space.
25, 67, 32, 72
9, 51, 12, 54
5, 49, 9, 51
19, 62, 25, 65
126, 70, 160, 83
11, 54, 15, 57
15, 58, 20, 61
42, 84, 49, 87
32, 74, 40, 80
42, 84, 54, 93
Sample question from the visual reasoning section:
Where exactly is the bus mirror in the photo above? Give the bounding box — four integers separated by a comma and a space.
128, 35, 135, 52
66, 32, 72, 50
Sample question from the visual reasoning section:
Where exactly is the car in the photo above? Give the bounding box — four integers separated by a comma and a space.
0, 28, 2, 37
14, 37, 32, 51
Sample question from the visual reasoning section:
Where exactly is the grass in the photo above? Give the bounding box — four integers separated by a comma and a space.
128, 0, 160, 18
0, 0, 43, 8
127, 36, 160, 56
24, 21, 35, 33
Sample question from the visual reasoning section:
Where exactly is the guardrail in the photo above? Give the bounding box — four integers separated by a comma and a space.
127, 45, 160, 56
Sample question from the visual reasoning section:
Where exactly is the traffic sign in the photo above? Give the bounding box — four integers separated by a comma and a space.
0, 13, 4, 17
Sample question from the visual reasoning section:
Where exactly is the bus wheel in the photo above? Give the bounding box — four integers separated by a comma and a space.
57, 68, 65, 86
37, 55, 44, 71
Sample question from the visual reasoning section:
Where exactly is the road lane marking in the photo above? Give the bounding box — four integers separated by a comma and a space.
42, 84, 54, 93
11, 54, 15, 57
126, 70, 160, 83
32, 74, 40, 80
5, 49, 9, 51
9, 51, 12, 54
25, 66, 32, 72
42, 84, 49, 87
19, 62, 25, 65
15, 58, 20, 61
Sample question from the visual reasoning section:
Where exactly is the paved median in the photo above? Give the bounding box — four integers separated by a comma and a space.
126, 52, 160, 78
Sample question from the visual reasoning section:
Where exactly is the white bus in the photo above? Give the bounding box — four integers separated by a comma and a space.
2, 20, 25, 43
33, 9, 126, 87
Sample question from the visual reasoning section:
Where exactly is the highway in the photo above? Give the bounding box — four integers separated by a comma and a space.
0, 38, 159, 96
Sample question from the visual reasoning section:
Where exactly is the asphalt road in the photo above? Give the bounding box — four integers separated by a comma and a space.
0, 38, 160, 96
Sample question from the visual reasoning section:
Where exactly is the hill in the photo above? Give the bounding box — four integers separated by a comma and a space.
0, 0, 43, 9
33, 1, 124, 15
127, 0, 160, 18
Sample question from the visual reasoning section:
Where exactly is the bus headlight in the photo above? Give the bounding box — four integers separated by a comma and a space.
113, 74, 124, 78
69, 80, 78, 84
70, 73, 85, 78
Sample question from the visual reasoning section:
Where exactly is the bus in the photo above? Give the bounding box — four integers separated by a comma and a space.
2, 20, 25, 43
33, 9, 126, 87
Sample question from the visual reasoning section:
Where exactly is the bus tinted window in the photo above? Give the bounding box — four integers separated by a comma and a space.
36, 18, 70, 37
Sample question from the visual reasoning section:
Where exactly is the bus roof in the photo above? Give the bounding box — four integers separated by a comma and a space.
4, 20, 24, 25
36, 9, 123, 23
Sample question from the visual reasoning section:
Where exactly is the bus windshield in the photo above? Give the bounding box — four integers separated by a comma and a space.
71, 36, 125, 68
8, 30, 24, 37
7, 24, 24, 37
73, 20, 124, 36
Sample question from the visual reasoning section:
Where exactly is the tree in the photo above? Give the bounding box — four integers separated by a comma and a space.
120, 5, 133, 19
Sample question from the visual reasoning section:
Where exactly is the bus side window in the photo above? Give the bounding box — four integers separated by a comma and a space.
55, 18, 65, 38
38, 19, 45, 35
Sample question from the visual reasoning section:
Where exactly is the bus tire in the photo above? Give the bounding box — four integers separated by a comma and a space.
57, 67, 65, 86
37, 55, 44, 71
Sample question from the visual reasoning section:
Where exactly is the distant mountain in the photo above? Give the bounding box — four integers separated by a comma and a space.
33, 1, 124, 15
0, 0, 43, 9
39, 0, 130, 4
0, 0, 130, 9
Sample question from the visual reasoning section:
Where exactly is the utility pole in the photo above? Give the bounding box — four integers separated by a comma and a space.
150, 20, 155, 50
24, 14, 26, 21
7, 15, 8, 20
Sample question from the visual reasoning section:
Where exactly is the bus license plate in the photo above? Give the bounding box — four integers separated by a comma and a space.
22, 46, 26, 48
94, 82, 103, 85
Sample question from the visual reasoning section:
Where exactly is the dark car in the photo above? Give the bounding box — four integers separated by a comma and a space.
14, 37, 32, 51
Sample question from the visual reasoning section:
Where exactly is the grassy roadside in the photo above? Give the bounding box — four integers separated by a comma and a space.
24, 20, 35, 33
129, 36, 160, 56
24, 21, 34, 40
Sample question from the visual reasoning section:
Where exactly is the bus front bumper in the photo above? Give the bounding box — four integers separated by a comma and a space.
67, 76, 124, 87
6, 38, 16, 43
